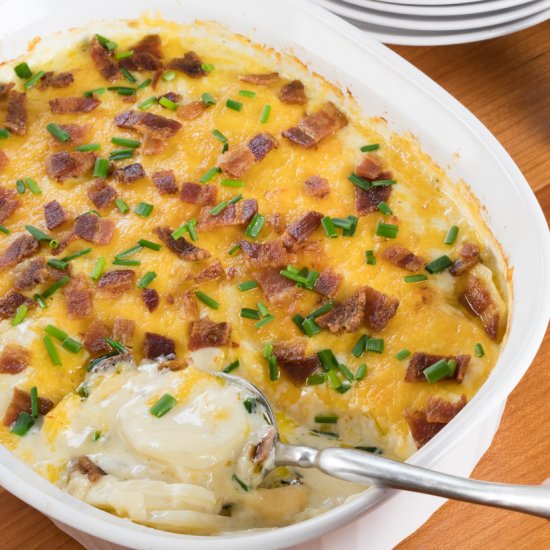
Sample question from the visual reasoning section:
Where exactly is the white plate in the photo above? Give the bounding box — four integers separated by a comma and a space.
314, 0, 550, 30
342, 0, 536, 17
366, 0, 512, 6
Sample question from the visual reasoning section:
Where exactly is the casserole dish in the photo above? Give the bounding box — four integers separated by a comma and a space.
0, 0, 548, 548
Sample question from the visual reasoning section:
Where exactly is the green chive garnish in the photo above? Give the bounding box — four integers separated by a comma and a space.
75, 143, 101, 152
237, 280, 258, 291
306, 373, 326, 385
444, 225, 459, 245
395, 349, 411, 360
375, 222, 399, 239
115, 244, 143, 260
162, 70, 176, 81
221, 179, 245, 187
365, 338, 384, 354
109, 149, 134, 161
232, 474, 250, 491
62, 338, 83, 353
10, 412, 34, 436
226, 99, 243, 111
104, 337, 127, 354
223, 360, 240, 373
25, 225, 51, 242
371, 179, 396, 187
352, 335, 368, 358
256, 314, 275, 328
11, 304, 28, 326
302, 317, 321, 337
41, 275, 69, 299
159, 96, 178, 110
321, 216, 337, 238
228, 194, 242, 205
93, 158, 109, 178
355, 363, 367, 381
43, 334, 61, 365
135, 240, 159, 252
116, 198, 130, 214
257, 302, 270, 317
239, 90, 256, 98
45, 324, 68, 341
83, 87, 107, 97
14, 62, 32, 79
315, 414, 338, 424
135, 202, 154, 218
47, 259, 68, 271
111, 137, 140, 148
201, 92, 216, 106
25, 178, 41, 195
95, 34, 117, 50
327, 369, 342, 390
360, 143, 380, 152
212, 129, 228, 144
241, 308, 260, 320
0, 128, 9, 140
150, 394, 177, 417
136, 78, 152, 90
112, 259, 140, 266
424, 359, 453, 384
30, 386, 39, 418
292, 314, 306, 334
365, 250, 376, 265
377, 201, 393, 215
404, 274, 428, 283
338, 363, 355, 382
317, 349, 338, 371
268, 355, 279, 381
210, 200, 228, 216
307, 302, 333, 320
107, 86, 136, 96
60, 248, 92, 262
474, 343, 485, 358
348, 173, 372, 191
199, 166, 221, 183
46, 123, 70, 142
202, 63, 215, 72
34, 294, 47, 309
90, 257, 106, 280
138, 96, 157, 110
24, 70, 45, 90
228, 243, 241, 255
16, 179, 26, 194
195, 290, 219, 309
259, 104, 271, 124
425, 255, 452, 274
138, 271, 157, 289
244, 214, 265, 239
0, 225, 9, 235
120, 67, 136, 83
115, 50, 134, 60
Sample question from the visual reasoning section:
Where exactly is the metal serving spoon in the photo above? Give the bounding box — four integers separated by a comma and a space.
216, 372, 550, 519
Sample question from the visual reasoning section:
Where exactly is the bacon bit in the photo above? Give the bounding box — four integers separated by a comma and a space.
49, 124, 90, 146
240, 239, 292, 269
0, 82, 15, 99
38, 71, 74, 89
0, 292, 35, 319
13, 257, 54, 291
151, 70, 162, 90
50, 230, 76, 256
46, 151, 96, 182
247, 133, 279, 161
268, 213, 285, 234
3, 388, 53, 427
254, 426, 276, 464
405, 352, 471, 383
282, 211, 323, 250
188, 317, 231, 351
381, 245, 425, 272
355, 154, 384, 180
0, 186, 20, 224
49, 96, 100, 114
90, 35, 120, 81
0, 235, 40, 271
194, 259, 225, 284
273, 341, 320, 385
97, 270, 135, 295
75, 456, 106, 482
159, 91, 182, 103
73, 213, 115, 245
182, 290, 199, 318
83, 319, 110, 354
63, 274, 93, 320
219, 145, 255, 179
115, 110, 182, 139
113, 163, 145, 184
239, 73, 280, 85
154, 226, 210, 261
87, 180, 117, 209
5, 91, 27, 136
355, 185, 392, 216
404, 409, 445, 449
133, 34, 163, 58
112, 318, 135, 346
256, 267, 300, 304
449, 242, 481, 277
282, 102, 348, 149
143, 331, 176, 358
460, 274, 501, 340
314, 268, 343, 298
176, 101, 207, 121
142, 288, 159, 312
161, 359, 188, 371
0, 344, 31, 374
0, 150, 9, 172
426, 395, 467, 423
304, 175, 330, 199
273, 340, 306, 362
167, 51, 206, 77
316, 287, 367, 333
197, 199, 258, 231
364, 285, 399, 332
278, 80, 307, 104
142, 136, 166, 156
119, 38, 163, 71
180, 182, 218, 206
152, 170, 178, 195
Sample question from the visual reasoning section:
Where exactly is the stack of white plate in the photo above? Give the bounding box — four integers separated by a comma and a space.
312, 0, 550, 44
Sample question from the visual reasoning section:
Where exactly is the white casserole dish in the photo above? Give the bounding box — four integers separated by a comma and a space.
0, 0, 548, 548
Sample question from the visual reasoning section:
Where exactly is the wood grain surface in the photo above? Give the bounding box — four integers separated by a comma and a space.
0, 19, 548, 550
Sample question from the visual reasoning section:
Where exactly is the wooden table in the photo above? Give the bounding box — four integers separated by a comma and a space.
1, 20, 549, 550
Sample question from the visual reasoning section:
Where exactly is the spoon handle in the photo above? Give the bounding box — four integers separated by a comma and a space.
275, 443, 550, 519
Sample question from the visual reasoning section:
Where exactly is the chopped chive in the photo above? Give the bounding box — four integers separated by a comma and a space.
280, 269, 307, 286
0, 128, 9, 139
474, 343, 485, 358
257, 302, 270, 317
47, 259, 68, 271
302, 317, 321, 337
115, 50, 134, 60
199, 166, 221, 183
307, 373, 326, 385
43, 334, 61, 366
162, 70, 176, 81
136, 239, 160, 251
259, 104, 271, 124
228, 243, 241, 255
352, 335, 368, 358
107, 86, 136, 96
136, 78, 152, 90
159, 96, 178, 110
444, 225, 459, 245
292, 314, 306, 334
321, 216, 337, 238
317, 349, 338, 371
237, 280, 258, 291
315, 414, 338, 424
226, 99, 243, 111
134, 202, 154, 218
62, 337, 83, 353
24, 70, 45, 90
11, 304, 28, 326
41, 275, 69, 299
338, 363, 355, 382
332, 217, 353, 230
336, 381, 352, 394
150, 393, 177, 417
327, 369, 342, 390
75, 143, 101, 152
232, 474, 250, 492
201, 92, 216, 106
355, 363, 367, 381
45, 324, 68, 341
195, 290, 219, 309
372, 179, 397, 187
395, 349, 411, 360
30, 386, 39, 418
171, 225, 188, 240
34, 294, 47, 309
91, 431, 101, 441
111, 137, 140, 148
95, 34, 117, 50
375, 222, 399, 239
0, 225, 9, 235
239, 89, 256, 98
104, 337, 127, 354
243, 397, 257, 413
263, 343, 273, 358
115, 244, 143, 259
109, 150, 134, 161
241, 308, 260, 320
14, 62, 32, 79
112, 259, 140, 266
360, 143, 380, 152
212, 129, 228, 143
83, 87, 107, 97
138, 96, 157, 110
25, 225, 50, 242
404, 274, 428, 283
120, 67, 136, 83
93, 158, 109, 178
115, 198, 130, 214
138, 271, 157, 289
228, 194, 243, 205
307, 301, 334, 320
447, 359, 458, 377
365, 250, 376, 265
202, 63, 215, 73
310, 429, 339, 439
244, 214, 265, 238
186, 219, 197, 241
223, 360, 240, 373
365, 338, 384, 354
255, 314, 275, 328
424, 358, 453, 384
377, 201, 393, 215
90, 256, 106, 280
343, 215, 359, 237
46, 123, 70, 142
49, 239, 59, 250
348, 173, 372, 191
16, 179, 26, 194
425, 255, 452, 274
25, 178, 41, 195
268, 355, 279, 381
10, 412, 34, 436
210, 200, 228, 216
221, 179, 245, 188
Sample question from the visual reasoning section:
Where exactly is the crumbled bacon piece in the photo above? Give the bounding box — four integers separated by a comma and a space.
142, 288, 159, 312
0, 82, 14, 99
282, 211, 323, 250
152, 170, 178, 194
154, 226, 211, 261
239, 73, 279, 85
75, 456, 106, 482
112, 318, 135, 346
87, 180, 117, 209
90, 35, 120, 81
188, 317, 231, 351
355, 185, 392, 216
282, 102, 348, 149
0, 186, 20, 224
38, 71, 74, 89
161, 359, 188, 371
176, 101, 207, 120
273, 340, 320, 385
316, 287, 367, 333
97, 270, 135, 294
119, 35, 163, 71
247, 133, 279, 162
73, 213, 115, 245
404, 409, 445, 449
460, 274, 501, 340
197, 199, 258, 230
115, 110, 182, 138
83, 319, 110, 354
49, 124, 90, 146
180, 182, 217, 206
142, 136, 166, 155
256, 267, 299, 304
381, 245, 425, 272
159, 92, 182, 103
355, 155, 384, 180
0, 344, 31, 374
450, 242, 481, 277
113, 163, 145, 184
272, 340, 306, 363
3, 388, 53, 427
167, 51, 206, 77
0, 292, 35, 320
194, 259, 224, 284
5, 91, 27, 135
314, 268, 343, 298
254, 426, 276, 464
278, 80, 307, 104
50, 230, 76, 256
240, 239, 292, 269
46, 151, 96, 182
0, 235, 39, 271
143, 331, 176, 358
426, 395, 467, 423
63, 274, 93, 320
14, 257, 56, 291
405, 352, 471, 383
49, 96, 100, 114
43, 200, 68, 231
219, 133, 278, 178
182, 290, 199, 318
0, 150, 8, 172
268, 213, 285, 234
304, 175, 330, 198
363, 285, 399, 332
